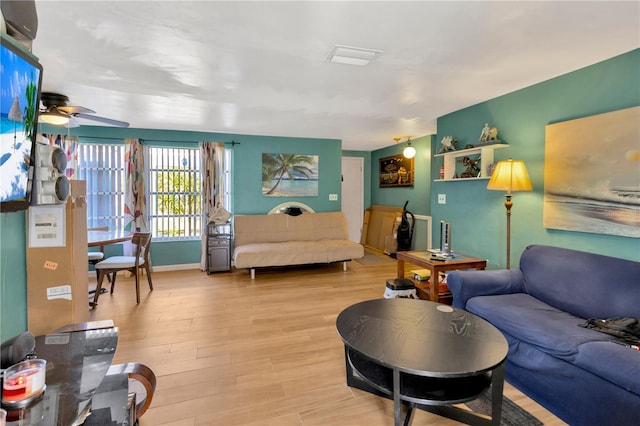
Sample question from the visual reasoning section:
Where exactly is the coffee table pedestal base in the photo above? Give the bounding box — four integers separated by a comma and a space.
345, 348, 505, 426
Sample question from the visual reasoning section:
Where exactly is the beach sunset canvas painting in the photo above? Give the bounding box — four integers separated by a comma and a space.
543, 106, 640, 238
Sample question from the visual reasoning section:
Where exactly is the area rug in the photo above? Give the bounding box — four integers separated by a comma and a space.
354, 249, 397, 265
465, 389, 543, 426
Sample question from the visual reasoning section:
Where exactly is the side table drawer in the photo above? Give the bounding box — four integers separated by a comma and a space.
208, 238, 230, 247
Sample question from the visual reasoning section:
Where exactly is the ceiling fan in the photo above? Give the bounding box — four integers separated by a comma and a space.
39, 92, 129, 128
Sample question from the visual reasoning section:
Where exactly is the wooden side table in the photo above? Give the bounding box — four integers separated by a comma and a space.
395, 251, 487, 302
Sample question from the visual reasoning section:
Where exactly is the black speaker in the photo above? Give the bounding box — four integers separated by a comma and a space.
1, 0, 38, 41
32, 142, 70, 205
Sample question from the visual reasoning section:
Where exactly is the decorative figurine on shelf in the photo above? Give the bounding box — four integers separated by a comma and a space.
457, 156, 481, 178
478, 123, 499, 144
439, 136, 458, 153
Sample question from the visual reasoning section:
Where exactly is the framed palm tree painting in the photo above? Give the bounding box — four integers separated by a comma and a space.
262, 153, 319, 196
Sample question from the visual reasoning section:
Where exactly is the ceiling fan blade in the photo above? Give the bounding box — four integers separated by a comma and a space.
59, 105, 95, 114
73, 112, 130, 128
65, 116, 80, 128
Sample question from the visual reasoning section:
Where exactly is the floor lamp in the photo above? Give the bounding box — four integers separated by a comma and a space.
487, 159, 533, 269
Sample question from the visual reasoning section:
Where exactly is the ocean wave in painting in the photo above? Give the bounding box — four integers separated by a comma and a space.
544, 183, 640, 238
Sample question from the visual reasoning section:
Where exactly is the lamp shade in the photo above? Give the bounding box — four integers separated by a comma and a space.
487, 159, 532, 194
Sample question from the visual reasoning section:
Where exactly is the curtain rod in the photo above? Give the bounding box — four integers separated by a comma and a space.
75, 135, 126, 142
72, 135, 239, 145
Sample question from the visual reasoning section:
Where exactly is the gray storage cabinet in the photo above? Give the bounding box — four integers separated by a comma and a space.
207, 222, 232, 273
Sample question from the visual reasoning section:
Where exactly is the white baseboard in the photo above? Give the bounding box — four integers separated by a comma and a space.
88, 263, 202, 280
152, 263, 201, 272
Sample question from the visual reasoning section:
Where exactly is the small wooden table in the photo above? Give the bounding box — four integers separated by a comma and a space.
396, 251, 487, 302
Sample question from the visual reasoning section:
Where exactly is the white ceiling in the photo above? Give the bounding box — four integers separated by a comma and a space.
31, 1, 639, 151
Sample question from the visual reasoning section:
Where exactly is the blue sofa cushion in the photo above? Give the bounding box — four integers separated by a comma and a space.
519, 245, 640, 319
574, 341, 640, 396
466, 293, 611, 359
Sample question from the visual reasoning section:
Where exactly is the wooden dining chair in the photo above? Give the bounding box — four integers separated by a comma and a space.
92, 232, 153, 306
88, 226, 109, 282
108, 362, 157, 421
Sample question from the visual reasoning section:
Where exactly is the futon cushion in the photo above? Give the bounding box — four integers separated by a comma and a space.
234, 212, 349, 246
467, 293, 611, 360
233, 240, 362, 269
574, 341, 640, 395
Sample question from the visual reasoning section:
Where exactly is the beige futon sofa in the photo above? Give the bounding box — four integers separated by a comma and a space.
233, 212, 364, 279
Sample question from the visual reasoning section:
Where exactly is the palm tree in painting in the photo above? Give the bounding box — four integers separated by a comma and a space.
23, 72, 38, 142
262, 153, 278, 182
263, 154, 315, 195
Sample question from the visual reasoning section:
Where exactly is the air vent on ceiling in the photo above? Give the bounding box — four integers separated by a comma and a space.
327, 44, 382, 66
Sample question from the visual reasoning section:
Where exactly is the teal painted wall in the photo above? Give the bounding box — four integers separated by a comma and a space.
0, 212, 29, 340
431, 49, 640, 268
370, 135, 434, 250
232, 135, 342, 214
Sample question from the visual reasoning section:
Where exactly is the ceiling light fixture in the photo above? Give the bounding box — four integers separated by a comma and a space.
40, 107, 70, 126
394, 136, 416, 159
403, 137, 416, 159
327, 44, 382, 66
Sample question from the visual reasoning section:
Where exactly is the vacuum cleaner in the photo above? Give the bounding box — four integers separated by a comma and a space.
396, 200, 415, 252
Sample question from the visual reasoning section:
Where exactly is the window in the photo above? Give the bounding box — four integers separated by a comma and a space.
148, 146, 201, 240
78, 143, 126, 231
79, 142, 230, 242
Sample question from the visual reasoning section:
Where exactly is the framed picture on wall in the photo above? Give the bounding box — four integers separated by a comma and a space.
543, 106, 640, 238
261, 153, 319, 196
379, 154, 414, 188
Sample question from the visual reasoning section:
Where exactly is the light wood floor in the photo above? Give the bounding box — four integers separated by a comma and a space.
88, 256, 566, 425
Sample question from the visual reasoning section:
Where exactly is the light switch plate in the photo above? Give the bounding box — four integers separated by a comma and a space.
329, 194, 338, 201
438, 194, 446, 204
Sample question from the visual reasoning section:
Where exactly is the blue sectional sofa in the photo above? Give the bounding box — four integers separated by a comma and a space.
447, 244, 640, 426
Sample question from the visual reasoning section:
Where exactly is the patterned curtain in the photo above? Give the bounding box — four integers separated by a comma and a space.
200, 142, 225, 270
45, 134, 79, 179
124, 138, 147, 255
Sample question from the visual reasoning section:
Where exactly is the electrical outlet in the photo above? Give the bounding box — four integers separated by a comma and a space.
329, 194, 338, 201
438, 194, 446, 204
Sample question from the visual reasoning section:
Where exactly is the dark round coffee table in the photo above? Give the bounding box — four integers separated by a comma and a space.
336, 298, 508, 426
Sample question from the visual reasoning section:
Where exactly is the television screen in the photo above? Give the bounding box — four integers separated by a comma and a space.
1, 35, 43, 212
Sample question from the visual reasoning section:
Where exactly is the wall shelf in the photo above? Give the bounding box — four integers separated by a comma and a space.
434, 143, 509, 181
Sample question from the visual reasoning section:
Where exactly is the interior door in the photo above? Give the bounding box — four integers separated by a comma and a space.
341, 156, 364, 243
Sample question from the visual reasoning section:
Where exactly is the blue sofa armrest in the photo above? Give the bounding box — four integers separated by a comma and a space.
448, 269, 526, 309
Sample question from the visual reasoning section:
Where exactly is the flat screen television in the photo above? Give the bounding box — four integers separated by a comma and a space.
1, 34, 43, 212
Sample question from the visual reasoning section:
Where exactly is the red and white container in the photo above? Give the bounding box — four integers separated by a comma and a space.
1, 359, 46, 407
